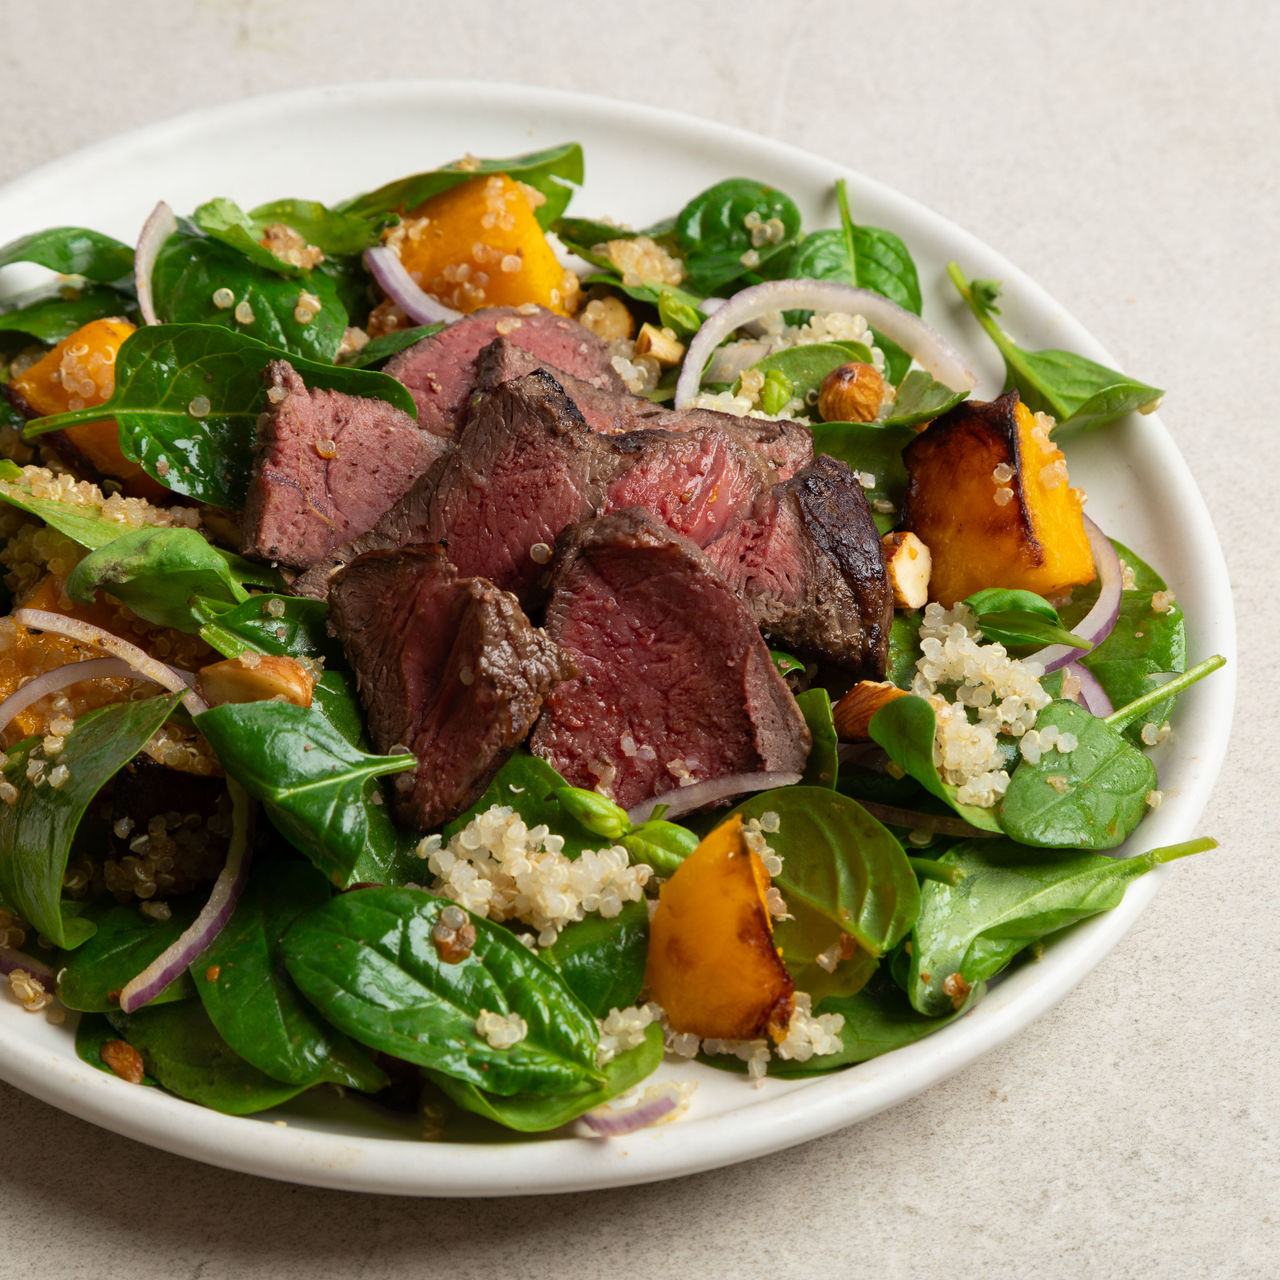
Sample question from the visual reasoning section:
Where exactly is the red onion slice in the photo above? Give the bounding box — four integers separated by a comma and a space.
1062, 660, 1114, 718
12, 609, 206, 716
118, 779, 252, 1012
0, 657, 142, 735
675, 279, 977, 409
626, 771, 801, 826
0, 944, 57, 988
704, 338, 782, 384
135, 200, 177, 326
1025, 517, 1122, 674
855, 800, 1001, 839
363, 246, 462, 326
575, 1084, 681, 1138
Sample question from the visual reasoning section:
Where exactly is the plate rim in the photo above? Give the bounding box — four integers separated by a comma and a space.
0, 78, 1237, 1197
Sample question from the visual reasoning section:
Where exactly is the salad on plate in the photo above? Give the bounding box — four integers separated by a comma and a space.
0, 141, 1222, 1138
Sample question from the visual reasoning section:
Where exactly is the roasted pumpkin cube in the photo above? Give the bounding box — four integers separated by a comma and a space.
643, 813, 795, 1041
900, 391, 1095, 606
394, 174, 575, 315
10, 318, 167, 499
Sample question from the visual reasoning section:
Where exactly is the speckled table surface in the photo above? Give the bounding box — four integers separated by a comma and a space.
0, 1, 1274, 1276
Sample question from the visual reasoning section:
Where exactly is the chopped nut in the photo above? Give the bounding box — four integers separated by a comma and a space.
578, 296, 634, 342
817, 361, 885, 423
632, 322, 685, 368
881, 531, 932, 609
100, 1039, 145, 1085
195, 653, 316, 709
941, 971, 972, 1010
832, 680, 910, 740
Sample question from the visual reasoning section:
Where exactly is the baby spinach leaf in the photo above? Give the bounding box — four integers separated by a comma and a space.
65, 526, 278, 632
58, 901, 199, 1011
771, 649, 805, 678
620, 819, 698, 877
674, 178, 802, 294
1062, 539, 1186, 743
579, 272, 707, 338
0, 283, 134, 343
730, 787, 919, 962
196, 861, 386, 1091
540, 900, 649, 1019
809, 421, 912, 532
948, 265, 1163, 433
746, 340, 872, 411
1102, 655, 1224, 737
0, 459, 159, 550
0, 693, 182, 948
428, 1023, 663, 1133
796, 687, 838, 788
767, 978, 981, 1075
105, 1000, 311, 1114
341, 143, 585, 229
908, 837, 1214, 1016
0, 227, 134, 282
75, 1011, 158, 1086
194, 701, 415, 888
26, 324, 416, 508
152, 222, 347, 361
342, 322, 442, 369
246, 197, 396, 256
964, 587, 1092, 651
282, 887, 603, 1096
998, 700, 1156, 849
883, 369, 968, 427
886, 613, 922, 688
554, 216, 645, 253
192, 198, 310, 278
868, 695, 1004, 832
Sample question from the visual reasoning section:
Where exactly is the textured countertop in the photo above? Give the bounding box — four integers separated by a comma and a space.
0, 2, 1274, 1276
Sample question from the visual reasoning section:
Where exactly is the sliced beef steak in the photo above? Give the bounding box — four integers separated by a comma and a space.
384, 307, 625, 437
531, 510, 810, 813
475, 336, 813, 479
240, 361, 442, 569
292, 370, 613, 601
329, 544, 572, 829
704, 454, 893, 676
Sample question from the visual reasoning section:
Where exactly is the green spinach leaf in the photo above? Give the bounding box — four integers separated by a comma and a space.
540, 900, 649, 1019
620, 819, 698, 877
340, 143, 584, 229
746, 340, 872, 412
26, 324, 416, 508
428, 1023, 662, 1133
796, 687, 838, 788
0, 693, 183, 947
998, 700, 1157, 849
196, 861, 387, 1091
194, 701, 415, 887
0, 283, 134, 342
674, 178, 802, 295
965, 587, 1092, 651
948, 266, 1163, 433
58, 901, 198, 1011
883, 369, 968, 427
245, 197, 396, 255
282, 887, 603, 1096
342, 323, 442, 369
74, 1011, 158, 1085
0, 227, 134, 282
908, 837, 1214, 1016
105, 999, 311, 1114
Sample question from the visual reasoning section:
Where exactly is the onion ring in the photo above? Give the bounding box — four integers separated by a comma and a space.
1027, 517, 1122, 674
625, 771, 801, 826
135, 200, 177, 326
0, 657, 144, 736
363, 246, 462, 326
575, 1084, 681, 1138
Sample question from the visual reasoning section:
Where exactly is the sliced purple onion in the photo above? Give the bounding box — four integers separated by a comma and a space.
0, 657, 142, 735
675, 279, 977, 410
704, 338, 782, 384
575, 1084, 681, 1138
855, 800, 1001, 839
135, 200, 177, 326
1026, 517, 1122, 674
118, 779, 252, 1013
363, 246, 462, 326
1062, 660, 1114, 718
626, 771, 801, 826
0, 944, 57, 988
12, 609, 206, 716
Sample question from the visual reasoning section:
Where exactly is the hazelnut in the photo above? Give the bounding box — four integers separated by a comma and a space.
196, 653, 316, 709
817, 361, 885, 423
632, 322, 686, 367
881, 532, 932, 609
832, 680, 909, 740
100, 1039, 145, 1085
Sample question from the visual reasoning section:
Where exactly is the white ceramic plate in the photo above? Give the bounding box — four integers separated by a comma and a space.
0, 81, 1235, 1196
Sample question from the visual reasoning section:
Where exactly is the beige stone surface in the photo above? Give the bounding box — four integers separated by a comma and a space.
0, 1, 1274, 1276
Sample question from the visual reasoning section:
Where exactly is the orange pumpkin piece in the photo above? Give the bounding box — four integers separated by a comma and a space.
10, 318, 167, 500
900, 390, 1095, 606
394, 174, 575, 315
644, 813, 795, 1041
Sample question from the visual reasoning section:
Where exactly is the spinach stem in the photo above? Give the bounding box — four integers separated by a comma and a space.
835, 178, 858, 283
1147, 836, 1218, 865
1104, 654, 1226, 730
908, 856, 964, 887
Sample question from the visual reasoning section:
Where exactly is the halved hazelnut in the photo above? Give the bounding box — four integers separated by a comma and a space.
195, 653, 316, 709
633, 322, 685, 367
832, 680, 909, 740
882, 531, 932, 609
